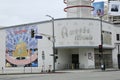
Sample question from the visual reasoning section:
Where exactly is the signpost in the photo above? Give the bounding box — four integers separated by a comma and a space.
35, 35, 43, 39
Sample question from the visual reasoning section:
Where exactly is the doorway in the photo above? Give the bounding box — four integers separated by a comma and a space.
72, 54, 79, 69
94, 49, 113, 68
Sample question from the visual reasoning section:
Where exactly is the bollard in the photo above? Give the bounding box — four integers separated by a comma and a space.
24, 66, 25, 73
2, 67, 3, 73
48, 65, 52, 73
41, 65, 44, 73
101, 64, 105, 71
72, 64, 74, 69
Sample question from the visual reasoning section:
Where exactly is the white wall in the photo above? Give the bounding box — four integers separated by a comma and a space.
79, 48, 95, 69
56, 48, 95, 69
66, 0, 92, 18
112, 26, 120, 68
56, 48, 72, 70
37, 22, 53, 71
0, 30, 6, 73
55, 19, 114, 48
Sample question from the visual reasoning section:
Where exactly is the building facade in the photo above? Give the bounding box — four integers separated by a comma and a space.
0, 0, 120, 74
0, 18, 120, 74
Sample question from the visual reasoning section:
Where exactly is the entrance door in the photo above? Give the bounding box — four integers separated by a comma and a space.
95, 54, 112, 68
118, 54, 120, 69
95, 49, 113, 69
72, 54, 79, 69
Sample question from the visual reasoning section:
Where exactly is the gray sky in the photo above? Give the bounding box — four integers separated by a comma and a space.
0, 0, 106, 26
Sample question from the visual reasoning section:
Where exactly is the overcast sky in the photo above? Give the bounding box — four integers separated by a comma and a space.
0, 0, 107, 26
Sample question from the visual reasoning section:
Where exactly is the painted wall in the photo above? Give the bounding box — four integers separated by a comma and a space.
6, 26, 38, 67
0, 22, 54, 73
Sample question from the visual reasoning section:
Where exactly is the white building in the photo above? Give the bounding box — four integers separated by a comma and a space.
0, 0, 120, 74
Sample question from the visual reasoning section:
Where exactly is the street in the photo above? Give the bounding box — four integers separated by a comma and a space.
0, 70, 120, 80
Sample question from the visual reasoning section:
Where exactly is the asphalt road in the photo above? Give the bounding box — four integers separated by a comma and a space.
0, 70, 120, 80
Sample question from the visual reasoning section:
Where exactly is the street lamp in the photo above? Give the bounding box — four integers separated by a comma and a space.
46, 15, 55, 72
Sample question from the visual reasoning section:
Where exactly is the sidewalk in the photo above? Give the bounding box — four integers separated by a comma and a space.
56, 68, 120, 73
0, 68, 119, 75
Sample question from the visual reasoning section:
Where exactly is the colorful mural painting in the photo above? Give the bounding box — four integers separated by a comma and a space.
6, 25, 38, 67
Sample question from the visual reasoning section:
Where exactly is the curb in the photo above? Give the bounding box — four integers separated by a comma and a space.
0, 72, 67, 75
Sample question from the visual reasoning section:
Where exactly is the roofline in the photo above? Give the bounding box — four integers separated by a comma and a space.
0, 17, 113, 30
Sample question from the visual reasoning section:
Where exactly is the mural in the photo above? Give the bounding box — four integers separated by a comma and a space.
5, 25, 38, 67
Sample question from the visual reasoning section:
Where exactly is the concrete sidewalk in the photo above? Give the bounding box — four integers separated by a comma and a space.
0, 68, 119, 75
56, 68, 120, 73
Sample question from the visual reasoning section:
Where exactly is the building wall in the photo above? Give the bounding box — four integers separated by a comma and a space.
55, 48, 72, 70
0, 29, 6, 73
0, 22, 54, 73
65, 0, 92, 18
37, 22, 53, 71
0, 18, 119, 73
79, 48, 95, 69
55, 18, 114, 48
112, 26, 120, 68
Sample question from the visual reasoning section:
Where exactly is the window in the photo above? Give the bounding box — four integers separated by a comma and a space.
116, 34, 120, 41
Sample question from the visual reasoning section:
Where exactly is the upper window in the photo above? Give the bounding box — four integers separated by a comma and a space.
116, 34, 120, 41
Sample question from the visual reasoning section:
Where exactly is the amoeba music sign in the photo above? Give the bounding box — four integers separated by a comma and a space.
55, 20, 101, 47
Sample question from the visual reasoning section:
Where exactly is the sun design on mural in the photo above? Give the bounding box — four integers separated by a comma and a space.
13, 38, 28, 58
6, 26, 38, 67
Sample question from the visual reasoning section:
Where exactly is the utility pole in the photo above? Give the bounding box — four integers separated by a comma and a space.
46, 15, 55, 72
98, 15, 105, 71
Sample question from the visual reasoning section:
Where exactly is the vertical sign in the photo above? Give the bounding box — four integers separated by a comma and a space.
93, 1, 104, 16
108, 1, 120, 15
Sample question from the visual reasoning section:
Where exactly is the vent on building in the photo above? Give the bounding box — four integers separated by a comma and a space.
109, 16, 120, 23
